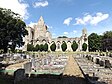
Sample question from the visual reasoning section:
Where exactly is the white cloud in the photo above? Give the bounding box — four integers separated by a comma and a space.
63, 17, 72, 26
0, 0, 29, 20
75, 12, 109, 25
33, 1, 48, 8
63, 30, 77, 37
73, 30, 77, 34
64, 32, 69, 35
28, 22, 37, 27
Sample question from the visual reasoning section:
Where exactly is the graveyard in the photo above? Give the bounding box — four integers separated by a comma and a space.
0, 52, 112, 84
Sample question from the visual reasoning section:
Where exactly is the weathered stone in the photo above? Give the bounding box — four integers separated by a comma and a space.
14, 69, 25, 84
24, 62, 32, 73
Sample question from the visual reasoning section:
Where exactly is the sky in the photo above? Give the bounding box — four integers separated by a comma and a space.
0, 0, 112, 38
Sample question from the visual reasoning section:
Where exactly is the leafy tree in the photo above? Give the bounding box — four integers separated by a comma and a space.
88, 33, 101, 52
71, 41, 78, 51
58, 36, 68, 38
27, 44, 34, 51
102, 31, 112, 51
39, 44, 44, 52
61, 41, 67, 52
50, 42, 56, 51
82, 43, 87, 51
0, 8, 28, 53
34, 44, 40, 51
43, 43, 48, 52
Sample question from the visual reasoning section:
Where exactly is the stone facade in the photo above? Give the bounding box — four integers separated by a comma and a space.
23, 16, 88, 52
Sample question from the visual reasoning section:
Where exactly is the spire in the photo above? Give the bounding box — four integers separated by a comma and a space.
82, 28, 87, 36
37, 16, 45, 25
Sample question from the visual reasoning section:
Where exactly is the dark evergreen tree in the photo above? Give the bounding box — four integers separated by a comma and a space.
39, 44, 44, 52
34, 44, 40, 51
71, 41, 78, 51
82, 43, 87, 51
27, 44, 34, 51
61, 41, 67, 52
50, 42, 56, 51
43, 43, 48, 51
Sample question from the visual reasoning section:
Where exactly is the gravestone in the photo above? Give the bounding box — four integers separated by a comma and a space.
14, 69, 25, 84
24, 62, 32, 73
31, 58, 36, 68
0, 57, 3, 61
105, 60, 111, 68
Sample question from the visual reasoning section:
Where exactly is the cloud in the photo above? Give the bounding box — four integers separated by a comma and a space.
73, 30, 77, 34
63, 17, 72, 26
0, 0, 29, 20
63, 30, 77, 37
64, 32, 69, 35
75, 12, 109, 25
33, 0, 48, 8
28, 22, 37, 27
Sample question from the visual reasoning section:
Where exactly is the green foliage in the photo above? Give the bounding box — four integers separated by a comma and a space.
102, 31, 112, 51
58, 36, 68, 38
27, 44, 34, 51
39, 44, 44, 52
88, 31, 112, 52
50, 42, 56, 51
71, 41, 78, 51
0, 8, 28, 53
88, 33, 102, 52
61, 41, 67, 52
82, 43, 87, 51
43, 43, 48, 52
34, 44, 40, 51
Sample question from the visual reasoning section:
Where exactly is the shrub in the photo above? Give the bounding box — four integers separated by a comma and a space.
34, 44, 40, 51
43, 43, 48, 52
27, 44, 34, 51
61, 41, 67, 52
82, 43, 87, 51
39, 44, 44, 52
50, 42, 56, 51
71, 41, 78, 51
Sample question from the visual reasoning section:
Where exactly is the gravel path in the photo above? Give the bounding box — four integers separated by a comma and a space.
63, 55, 84, 77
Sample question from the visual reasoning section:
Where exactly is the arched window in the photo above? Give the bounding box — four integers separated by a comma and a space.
57, 43, 60, 49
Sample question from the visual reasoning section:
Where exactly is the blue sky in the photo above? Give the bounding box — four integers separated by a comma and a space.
0, 0, 112, 38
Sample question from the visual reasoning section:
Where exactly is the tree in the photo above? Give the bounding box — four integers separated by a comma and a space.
0, 8, 28, 53
88, 33, 101, 52
34, 44, 40, 51
50, 42, 56, 51
71, 41, 78, 51
27, 44, 34, 51
61, 41, 67, 52
102, 31, 112, 51
58, 36, 68, 38
43, 43, 48, 52
39, 44, 44, 52
82, 43, 87, 51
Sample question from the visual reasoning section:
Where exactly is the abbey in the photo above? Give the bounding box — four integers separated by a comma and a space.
23, 16, 88, 51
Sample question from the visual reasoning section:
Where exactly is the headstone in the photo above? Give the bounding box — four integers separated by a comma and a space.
105, 60, 111, 68
24, 62, 32, 73
14, 69, 25, 84
0, 57, 3, 61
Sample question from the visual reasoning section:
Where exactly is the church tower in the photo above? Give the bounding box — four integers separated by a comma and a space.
82, 28, 88, 51
34, 16, 47, 40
